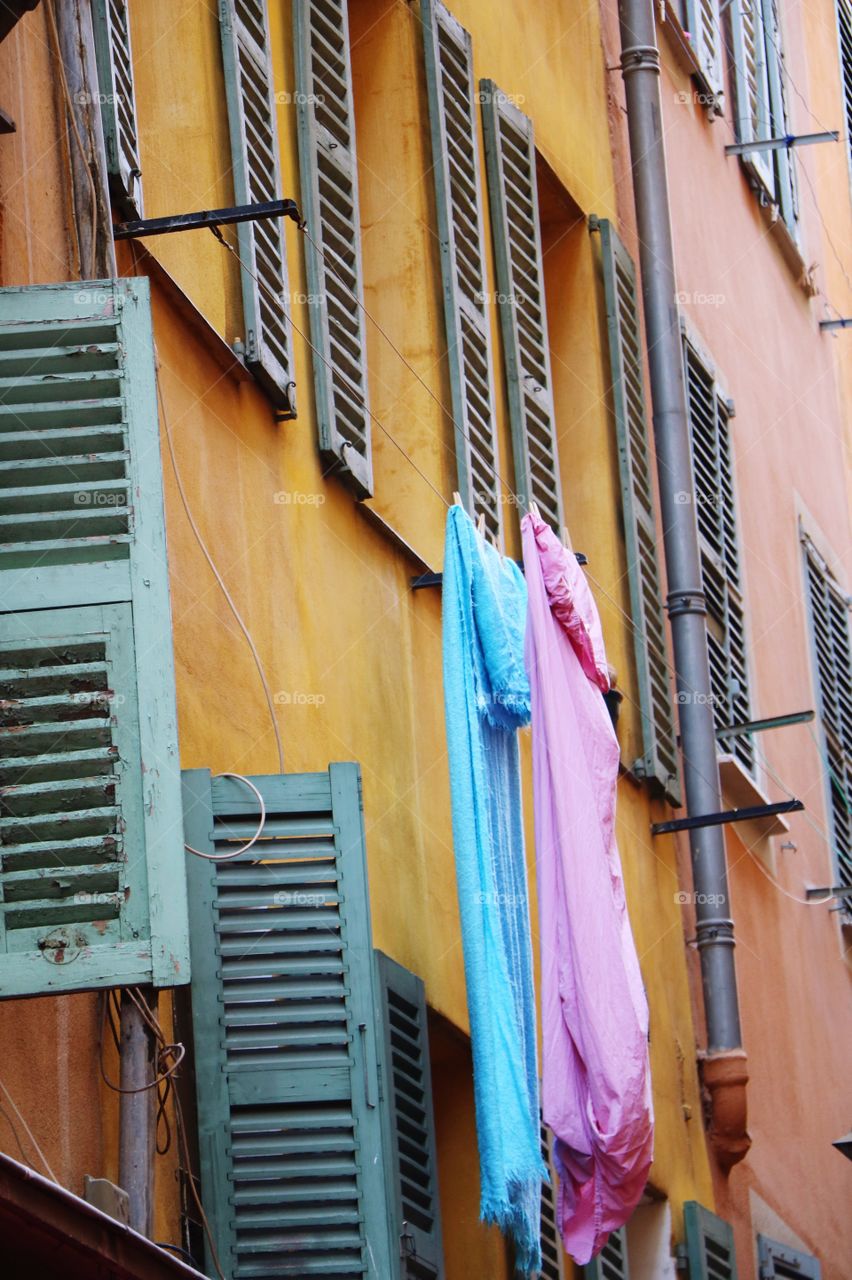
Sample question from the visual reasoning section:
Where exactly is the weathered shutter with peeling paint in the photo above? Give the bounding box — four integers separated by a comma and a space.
183, 765, 395, 1278
481, 81, 562, 532
0, 277, 189, 998
803, 537, 852, 897
375, 951, 444, 1279
598, 219, 680, 804
294, 0, 372, 495
728, 0, 776, 195
92, 0, 143, 217
219, 0, 296, 413
683, 1202, 737, 1280
683, 0, 723, 98
423, 0, 501, 543
683, 336, 752, 771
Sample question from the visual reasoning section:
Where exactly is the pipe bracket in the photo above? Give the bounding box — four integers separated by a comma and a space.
667, 588, 707, 617
620, 43, 661, 75
694, 916, 736, 948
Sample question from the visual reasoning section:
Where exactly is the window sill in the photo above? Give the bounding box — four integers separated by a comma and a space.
658, 2, 724, 115
718, 752, 791, 840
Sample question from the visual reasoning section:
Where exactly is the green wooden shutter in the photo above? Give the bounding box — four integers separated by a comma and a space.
683, 0, 723, 97
480, 80, 562, 532
219, 0, 296, 415
183, 765, 394, 1279
539, 1122, 565, 1280
597, 219, 681, 805
92, 0, 143, 217
683, 337, 752, 771
763, 0, 799, 232
803, 538, 852, 895
584, 1227, 630, 1280
375, 951, 444, 1280
728, 0, 775, 195
0, 277, 189, 997
683, 1202, 737, 1280
757, 1235, 822, 1279
294, 0, 372, 496
422, 0, 501, 543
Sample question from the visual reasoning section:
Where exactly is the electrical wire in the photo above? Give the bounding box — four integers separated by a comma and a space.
0, 1075, 58, 1183
183, 772, 267, 860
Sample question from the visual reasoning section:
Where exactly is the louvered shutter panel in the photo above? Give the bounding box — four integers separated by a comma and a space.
294, 0, 372, 496
683, 1203, 737, 1280
375, 951, 444, 1280
598, 220, 681, 805
183, 765, 394, 1279
683, 0, 723, 97
584, 1228, 630, 1280
728, 0, 775, 195
763, 0, 799, 231
0, 278, 189, 997
538, 1122, 565, 1280
757, 1235, 822, 1279
803, 540, 852, 896
480, 81, 562, 532
422, 0, 502, 543
683, 339, 753, 771
91, 0, 143, 217
219, 0, 296, 415
839, 0, 852, 176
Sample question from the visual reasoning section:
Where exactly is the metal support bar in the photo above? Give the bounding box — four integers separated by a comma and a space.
652, 799, 804, 836
411, 552, 588, 590
716, 710, 815, 739
819, 318, 852, 331
805, 885, 852, 901
725, 130, 839, 155
114, 198, 302, 240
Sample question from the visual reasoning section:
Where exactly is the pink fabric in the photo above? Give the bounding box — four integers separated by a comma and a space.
521, 512, 653, 1265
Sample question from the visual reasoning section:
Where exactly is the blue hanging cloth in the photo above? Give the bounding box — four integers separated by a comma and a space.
441, 503, 545, 1275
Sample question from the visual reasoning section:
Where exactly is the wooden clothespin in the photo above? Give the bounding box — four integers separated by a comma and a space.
452, 491, 463, 507
561, 524, 574, 552
476, 512, 486, 536
529, 499, 541, 519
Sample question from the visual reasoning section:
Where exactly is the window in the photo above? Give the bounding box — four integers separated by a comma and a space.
598, 218, 680, 804
183, 764, 445, 1279
480, 81, 562, 532
91, 0, 143, 217
803, 536, 852, 895
422, 0, 502, 543
682, 334, 752, 771
0, 278, 189, 997
219, 0, 296, 413
294, 0, 372, 495
728, 0, 799, 231
682, 1202, 737, 1280
758, 1234, 822, 1279
837, 0, 852, 182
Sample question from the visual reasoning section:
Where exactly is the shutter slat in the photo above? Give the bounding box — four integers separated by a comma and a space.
0, 278, 188, 997
598, 220, 680, 804
219, 0, 296, 413
684, 1202, 738, 1280
423, 0, 501, 543
481, 81, 562, 534
294, 0, 372, 495
92, 0, 143, 217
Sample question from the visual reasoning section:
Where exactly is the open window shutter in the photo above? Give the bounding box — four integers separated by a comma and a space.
683, 0, 724, 97
91, 0, 143, 217
294, 0, 372, 496
839, 0, 852, 176
539, 1122, 565, 1280
480, 80, 562, 532
803, 540, 852, 895
375, 951, 444, 1280
0, 278, 189, 997
683, 1202, 737, 1280
728, 0, 775, 195
584, 1228, 630, 1280
683, 339, 753, 771
183, 765, 395, 1279
597, 219, 680, 805
757, 1235, 822, 1279
422, 0, 502, 544
219, 0, 296, 415
763, 0, 799, 231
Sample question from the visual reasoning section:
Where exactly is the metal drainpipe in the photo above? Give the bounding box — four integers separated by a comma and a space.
616, 0, 750, 1168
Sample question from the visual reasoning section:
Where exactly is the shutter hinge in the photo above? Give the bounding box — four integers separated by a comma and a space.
400, 1223, 417, 1261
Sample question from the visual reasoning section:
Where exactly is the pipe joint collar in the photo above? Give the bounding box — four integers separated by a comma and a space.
667, 588, 706, 617
695, 916, 735, 948
620, 43, 661, 75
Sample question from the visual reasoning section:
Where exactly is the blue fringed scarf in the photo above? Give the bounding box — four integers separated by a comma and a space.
441, 504, 545, 1274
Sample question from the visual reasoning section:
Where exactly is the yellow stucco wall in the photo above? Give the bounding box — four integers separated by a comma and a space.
0, 0, 718, 1272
